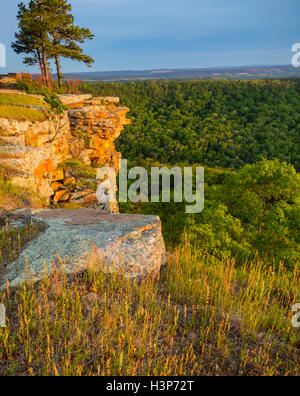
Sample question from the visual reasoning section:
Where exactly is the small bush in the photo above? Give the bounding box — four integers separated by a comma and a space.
59, 159, 97, 179
0, 244, 299, 376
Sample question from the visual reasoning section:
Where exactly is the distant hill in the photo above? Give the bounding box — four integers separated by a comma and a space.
66, 65, 300, 82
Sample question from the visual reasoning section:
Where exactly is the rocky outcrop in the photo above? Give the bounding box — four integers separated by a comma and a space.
58, 94, 120, 107
0, 94, 130, 208
1, 209, 166, 289
58, 94, 93, 107
0, 113, 71, 200
68, 105, 130, 169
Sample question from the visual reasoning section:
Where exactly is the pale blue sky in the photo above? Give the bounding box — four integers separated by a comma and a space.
0, 0, 299, 73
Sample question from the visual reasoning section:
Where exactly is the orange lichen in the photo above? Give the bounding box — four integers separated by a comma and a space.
53, 190, 69, 203
34, 159, 55, 188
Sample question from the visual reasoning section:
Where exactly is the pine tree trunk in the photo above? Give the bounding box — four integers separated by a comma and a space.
36, 0, 49, 87
38, 59, 45, 80
55, 55, 63, 88
42, 53, 50, 86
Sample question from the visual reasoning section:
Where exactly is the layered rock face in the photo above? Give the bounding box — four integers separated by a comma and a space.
0, 113, 71, 200
0, 94, 130, 209
68, 104, 130, 170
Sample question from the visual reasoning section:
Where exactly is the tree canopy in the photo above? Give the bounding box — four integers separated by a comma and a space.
83, 79, 300, 171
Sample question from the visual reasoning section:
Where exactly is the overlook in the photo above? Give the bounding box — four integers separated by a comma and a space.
0, 0, 299, 379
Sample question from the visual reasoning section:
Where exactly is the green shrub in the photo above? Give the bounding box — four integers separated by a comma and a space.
16, 80, 66, 115
59, 159, 97, 179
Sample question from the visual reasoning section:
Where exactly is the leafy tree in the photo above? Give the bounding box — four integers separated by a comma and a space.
82, 80, 300, 171
185, 203, 251, 261
184, 159, 300, 267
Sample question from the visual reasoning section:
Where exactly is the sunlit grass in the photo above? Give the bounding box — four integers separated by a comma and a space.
0, 105, 47, 122
0, 176, 44, 211
0, 94, 46, 108
0, 221, 45, 266
0, 240, 299, 376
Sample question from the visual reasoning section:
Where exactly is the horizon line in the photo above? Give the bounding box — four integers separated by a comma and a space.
62, 64, 293, 74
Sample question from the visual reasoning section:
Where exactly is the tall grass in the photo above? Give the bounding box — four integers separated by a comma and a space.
0, 241, 299, 376
0, 221, 45, 266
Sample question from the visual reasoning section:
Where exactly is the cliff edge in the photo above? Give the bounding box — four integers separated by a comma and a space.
0, 92, 130, 210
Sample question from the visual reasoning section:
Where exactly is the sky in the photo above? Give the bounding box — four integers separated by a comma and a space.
0, 0, 299, 73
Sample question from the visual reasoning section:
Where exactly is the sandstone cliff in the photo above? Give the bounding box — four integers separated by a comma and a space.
0, 93, 130, 210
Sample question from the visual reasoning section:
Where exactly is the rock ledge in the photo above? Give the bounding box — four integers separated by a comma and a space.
1, 209, 166, 289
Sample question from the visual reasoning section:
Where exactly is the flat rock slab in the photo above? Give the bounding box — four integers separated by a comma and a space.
1, 209, 166, 289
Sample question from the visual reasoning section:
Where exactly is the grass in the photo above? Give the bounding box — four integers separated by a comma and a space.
0, 105, 47, 122
0, 169, 45, 211
0, 94, 46, 108
0, 241, 299, 376
0, 221, 45, 268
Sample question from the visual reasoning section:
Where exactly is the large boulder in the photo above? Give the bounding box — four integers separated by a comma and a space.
1, 209, 166, 289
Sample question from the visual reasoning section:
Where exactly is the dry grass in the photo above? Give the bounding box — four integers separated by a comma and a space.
0, 221, 45, 272
0, 242, 299, 376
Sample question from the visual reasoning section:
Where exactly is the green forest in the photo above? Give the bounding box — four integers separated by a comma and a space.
83, 80, 300, 269
83, 79, 300, 171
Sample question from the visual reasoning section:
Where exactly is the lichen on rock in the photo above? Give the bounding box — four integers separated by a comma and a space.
0, 209, 166, 289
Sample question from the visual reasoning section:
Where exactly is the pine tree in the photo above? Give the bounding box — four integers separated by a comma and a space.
12, 1, 51, 82
44, 0, 94, 87
12, 0, 94, 87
